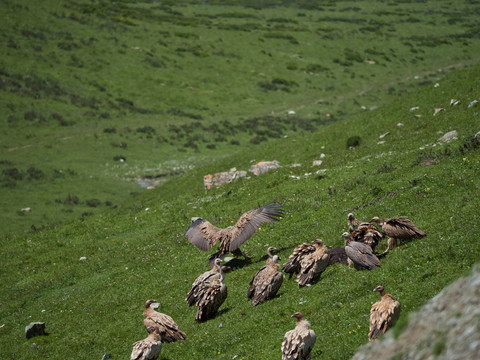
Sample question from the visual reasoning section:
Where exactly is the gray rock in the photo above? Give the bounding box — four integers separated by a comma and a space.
101, 354, 112, 360
438, 130, 458, 144
352, 264, 480, 360
25, 322, 46, 339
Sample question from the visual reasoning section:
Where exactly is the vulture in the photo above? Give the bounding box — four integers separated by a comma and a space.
349, 223, 384, 252
326, 246, 349, 265
186, 278, 227, 322
184, 202, 284, 267
130, 326, 162, 360
370, 216, 426, 250
369, 285, 401, 341
247, 247, 284, 306
342, 232, 380, 270
281, 312, 316, 360
283, 239, 330, 286
348, 213, 369, 233
142, 300, 186, 343
185, 258, 224, 306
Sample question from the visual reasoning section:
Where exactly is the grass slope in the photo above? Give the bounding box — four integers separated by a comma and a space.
1, 0, 480, 234
1, 57, 479, 359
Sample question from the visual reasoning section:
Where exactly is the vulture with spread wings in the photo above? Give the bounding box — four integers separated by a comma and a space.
185, 202, 283, 266
370, 216, 426, 251
369, 286, 401, 341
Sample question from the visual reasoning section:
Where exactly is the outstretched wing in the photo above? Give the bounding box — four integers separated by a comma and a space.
383, 217, 426, 239
185, 218, 222, 251
228, 202, 284, 251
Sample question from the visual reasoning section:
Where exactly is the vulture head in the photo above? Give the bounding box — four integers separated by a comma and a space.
348, 213, 355, 221
369, 217, 382, 225
145, 299, 157, 309
341, 232, 351, 245
373, 285, 385, 296
267, 246, 278, 257
312, 239, 323, 245
291, 312, 304, 321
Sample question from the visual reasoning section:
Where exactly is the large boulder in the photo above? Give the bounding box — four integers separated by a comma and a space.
352, 264, 480, 360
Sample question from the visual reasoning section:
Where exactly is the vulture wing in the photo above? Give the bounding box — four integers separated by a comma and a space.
283, 243, 316, 277
185, 218, 222, 251
327, 247, 349, 265
248, 264, 283, 306
297, 251, 329, 286
383, 217, 426, 239
369, 295, 401, 341
130, 333, 162, 360
143, 311, 186, 343
281, 327, 316, 360
228, 203, 284, 252
345, 242, 380, 270
195, 281, 227, 322
186, 268, 223, 306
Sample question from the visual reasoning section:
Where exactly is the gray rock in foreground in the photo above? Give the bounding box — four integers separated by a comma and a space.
25, 322, 47, 339
352, 265, 480, 360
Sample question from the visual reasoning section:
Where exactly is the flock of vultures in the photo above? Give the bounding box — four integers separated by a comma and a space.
130, 203, 426, 360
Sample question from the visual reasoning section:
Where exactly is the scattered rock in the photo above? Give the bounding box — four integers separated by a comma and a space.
312, 160, 323, 166
409, 106, 420, 112
450, 98, 460, 106
287, 110, 296, 115
468, 100, 478, 108
316, 169, 327, 175
101, 354, 113, 360
203, 168, 247, 190
249, 161, 280, 176
438, 130, 458, 144
379, 132, 389, 139
20, 207, 31, 213
377, 141, 386, 145
433, 108, 445, 116
290, 163, 301, 168
79, 256, 87, 261
434, 82, 440, 87
397, 123, 404, 126
25, 322, 47, 339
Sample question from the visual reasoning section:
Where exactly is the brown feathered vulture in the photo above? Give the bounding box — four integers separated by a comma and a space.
283, 239, 330, 286
281, 312, 316, 360
142, 300, 186, 343
184, 202, 284, 267
342, 232, 380, 270
185, 258, 224, 306
247, 247, 284, 306
348, 213, 369, 233
368, 285, 401, 341
370, 216, 426, 250
130, 326, 162, 360
186, 278, 227, 322
350, 223, 384, 252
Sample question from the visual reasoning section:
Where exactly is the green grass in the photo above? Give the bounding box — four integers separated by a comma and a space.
1, 0, 480, 359
2, 0, 480, 234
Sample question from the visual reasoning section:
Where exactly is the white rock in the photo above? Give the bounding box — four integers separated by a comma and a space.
434, 83, 440, 87
312, 160, 323, 166
379, 132, 389, 139
438, 130, 458, 144
397, 123, 404, 127
468, 100, 478, 108
409, 106, 420, 112
433, 108, 445, 116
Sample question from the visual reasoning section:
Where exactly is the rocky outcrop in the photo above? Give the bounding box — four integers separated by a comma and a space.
352, 264, 480, 360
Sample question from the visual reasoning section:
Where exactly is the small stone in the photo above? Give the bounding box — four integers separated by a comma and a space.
433, 108, 445, 116
312, 160, 323, 166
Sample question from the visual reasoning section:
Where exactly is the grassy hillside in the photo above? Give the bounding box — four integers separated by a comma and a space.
1, 0, 480, 234
1, 54, 480, 360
